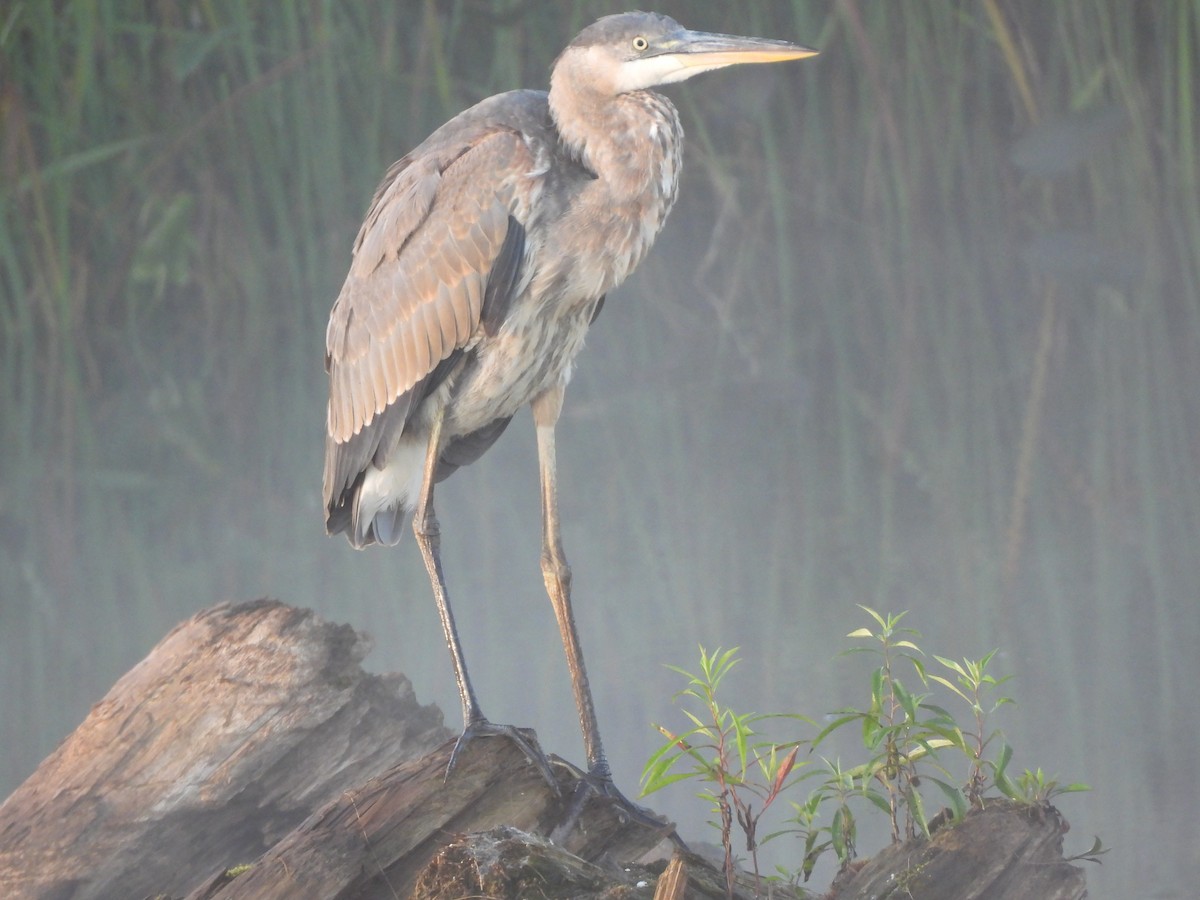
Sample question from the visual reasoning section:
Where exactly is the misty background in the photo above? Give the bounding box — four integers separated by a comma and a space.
1, 2, 1196, 897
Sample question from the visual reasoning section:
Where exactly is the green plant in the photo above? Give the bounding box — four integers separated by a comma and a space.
992, 743, 1090, 806
641, 646, 810, 899
646, 610, 1095, 889
789, 757, 864, 879
1065, 835, 1110, 865
812, 608, 963, 844
991, 750, 1107, 867
924, 650, 1014, 805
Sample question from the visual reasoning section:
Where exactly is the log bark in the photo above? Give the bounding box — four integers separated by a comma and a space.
0, 599, 451, 900
828, 801, 1088, 900
0, 600, 1089, 900
185, 735, 673, 900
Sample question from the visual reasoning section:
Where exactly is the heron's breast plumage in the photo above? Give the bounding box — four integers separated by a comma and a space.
443, 285, 593, 435
442, 89, 682, 438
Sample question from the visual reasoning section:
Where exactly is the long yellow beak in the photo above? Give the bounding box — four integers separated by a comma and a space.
668, 31, 818, 68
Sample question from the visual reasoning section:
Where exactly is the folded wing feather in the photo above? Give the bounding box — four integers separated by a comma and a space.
322, 125, 535, 527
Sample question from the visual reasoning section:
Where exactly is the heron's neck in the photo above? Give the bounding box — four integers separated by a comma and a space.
548, 82, 683, 203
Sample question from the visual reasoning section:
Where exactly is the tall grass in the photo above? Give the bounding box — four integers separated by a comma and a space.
1, 3, 1196, 896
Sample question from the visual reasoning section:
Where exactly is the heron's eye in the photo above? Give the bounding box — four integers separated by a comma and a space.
632, 36, 648, 52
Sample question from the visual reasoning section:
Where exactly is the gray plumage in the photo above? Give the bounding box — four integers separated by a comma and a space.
322, 10, 815, 825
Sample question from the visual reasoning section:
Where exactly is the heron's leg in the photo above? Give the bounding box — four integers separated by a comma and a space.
531, 388, 673, 842
412, 405, 556, 789
412, 407, 482, 727
531, 388, 607, 773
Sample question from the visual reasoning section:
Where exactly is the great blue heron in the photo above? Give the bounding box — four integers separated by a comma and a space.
323, 11, 815, 825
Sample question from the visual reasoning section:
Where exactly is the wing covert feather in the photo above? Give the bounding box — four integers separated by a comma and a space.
325, 128, 536, 445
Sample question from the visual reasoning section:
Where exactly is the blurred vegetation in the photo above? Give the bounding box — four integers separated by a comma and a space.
1, 2, 1196, 897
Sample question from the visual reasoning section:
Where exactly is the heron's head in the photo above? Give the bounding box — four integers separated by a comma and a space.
552, 11, 816, 98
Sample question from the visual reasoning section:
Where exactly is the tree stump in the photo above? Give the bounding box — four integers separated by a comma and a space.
0, 600, 1089, 900
828, 802, 1088, 900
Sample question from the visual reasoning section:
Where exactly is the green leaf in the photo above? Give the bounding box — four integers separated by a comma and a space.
927, 673, 970, 704
642, 769, 704, 795
680, 709, 710, 733
830, 807, 847, 859
920, 723, 966, 752
994, 769, 1021, 801
908, 736, 954, 760
926, 776, 968, 822
893, 680, 919, 720
840, 646, 878, 657
908, 783, 930, 838
994, 740, 1014, 778
733, 714, 751, 773
803, 837, 830, 879
812, 713, 862, 747
861, 714, 883, 750
863, 789, 892, 815
870, 668, 885, 707
641, 735, 680, 771
857, 605, 889, 630
708, 646, 740, 690
1065, 836, 1109, 864
933, 654, 967, 679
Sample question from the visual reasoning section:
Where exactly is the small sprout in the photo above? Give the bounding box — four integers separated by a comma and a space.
1066, 835, 1109, 865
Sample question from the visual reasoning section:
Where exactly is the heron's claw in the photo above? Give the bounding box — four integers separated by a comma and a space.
549, 766, 683, 848
446, 718, 560, 795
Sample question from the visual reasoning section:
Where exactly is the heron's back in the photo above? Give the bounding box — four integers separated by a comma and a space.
323, 85, 683, 546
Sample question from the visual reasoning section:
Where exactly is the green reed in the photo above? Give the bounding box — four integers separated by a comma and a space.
1, 4, 1195, 896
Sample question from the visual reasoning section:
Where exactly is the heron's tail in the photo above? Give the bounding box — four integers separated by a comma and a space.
326, 436, 427, 549
326, 481, 412, 548
352, 494, 409, 547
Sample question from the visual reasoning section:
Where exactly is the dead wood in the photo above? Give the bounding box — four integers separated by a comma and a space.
827, 801, 1088, 900
186, 734, 673, 900
0, 599, 451, 900
0, 600, 1089, 900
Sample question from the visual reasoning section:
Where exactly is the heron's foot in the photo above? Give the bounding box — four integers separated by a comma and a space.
549, 765, 682, 848
446, 717, 560, 794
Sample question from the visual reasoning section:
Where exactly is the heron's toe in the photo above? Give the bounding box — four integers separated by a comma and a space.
549, 767, 679, 846
446, 718, 560, 794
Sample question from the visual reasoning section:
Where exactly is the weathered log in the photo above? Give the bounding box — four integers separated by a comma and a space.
0, 600, 1089, 900
828, 801, 1087, 900
0, 599, 451, 900
0, 599, 678, 899
186, 735, 673, 899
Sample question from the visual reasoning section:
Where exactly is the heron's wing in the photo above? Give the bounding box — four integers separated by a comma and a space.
326, 131, 533, 443
323, 126, 535, 512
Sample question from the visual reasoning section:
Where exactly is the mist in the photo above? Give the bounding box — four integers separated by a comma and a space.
1, 3, 1195, 897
